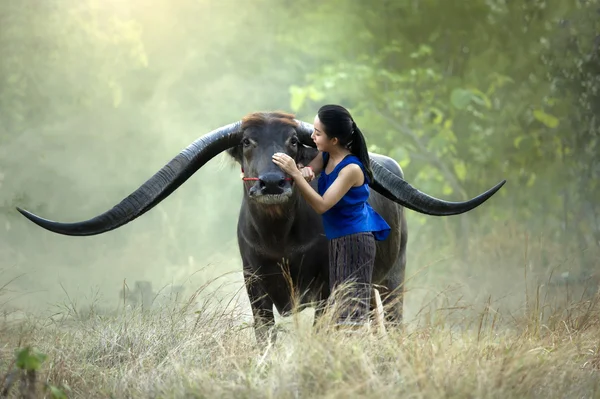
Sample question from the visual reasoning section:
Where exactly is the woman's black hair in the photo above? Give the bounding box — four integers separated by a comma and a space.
317, 104, 373, 182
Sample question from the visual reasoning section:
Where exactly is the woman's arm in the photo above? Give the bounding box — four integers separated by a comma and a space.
272, 152, 362, 214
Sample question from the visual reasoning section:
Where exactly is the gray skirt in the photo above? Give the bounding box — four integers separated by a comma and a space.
328, 231, 376, 325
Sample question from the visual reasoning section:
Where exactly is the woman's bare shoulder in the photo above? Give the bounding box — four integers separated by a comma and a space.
338, 163, 364, 185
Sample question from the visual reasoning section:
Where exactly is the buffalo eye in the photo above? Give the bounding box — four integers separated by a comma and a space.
242, 138, 251, 147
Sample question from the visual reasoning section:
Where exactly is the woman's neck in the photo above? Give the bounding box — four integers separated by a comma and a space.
327, 146, 351, 163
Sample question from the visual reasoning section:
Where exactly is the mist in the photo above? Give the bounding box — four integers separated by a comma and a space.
0, 0, 309, 313
1, 0, 598, 327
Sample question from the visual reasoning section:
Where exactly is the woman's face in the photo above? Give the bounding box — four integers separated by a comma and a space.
311, 115, 336, 152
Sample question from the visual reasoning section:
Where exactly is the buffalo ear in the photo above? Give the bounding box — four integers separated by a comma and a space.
226, 145, 242, 164
296, 144, 319, 167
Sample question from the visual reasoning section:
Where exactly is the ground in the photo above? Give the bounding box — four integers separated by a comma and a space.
1, 276, 599, 398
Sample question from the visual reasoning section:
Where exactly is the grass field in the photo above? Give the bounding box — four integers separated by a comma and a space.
1, 225, 599, 398
1, 279, 599, 398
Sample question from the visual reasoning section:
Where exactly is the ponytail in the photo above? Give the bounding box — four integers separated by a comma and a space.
349, 121, 374, 183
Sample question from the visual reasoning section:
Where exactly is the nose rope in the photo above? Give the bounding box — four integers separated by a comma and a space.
240, 167, 293, 182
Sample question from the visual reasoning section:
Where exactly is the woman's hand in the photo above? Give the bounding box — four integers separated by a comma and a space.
298, 164, 315, 182
272, 152, 301, 179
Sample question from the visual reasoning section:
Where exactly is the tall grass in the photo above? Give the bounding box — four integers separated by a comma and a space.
1, 280, 599, 397
1, 225, 599, 398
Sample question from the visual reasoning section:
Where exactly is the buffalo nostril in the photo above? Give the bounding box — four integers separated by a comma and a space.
258, 173, 286, 194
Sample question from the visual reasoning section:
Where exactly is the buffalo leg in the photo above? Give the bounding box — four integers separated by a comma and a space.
380, 282, 404, 325
385, 212, 408, 327
244, 269, 276, 346
380, 260, 405, 327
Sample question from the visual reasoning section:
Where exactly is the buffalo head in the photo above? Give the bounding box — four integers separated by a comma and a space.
226, 112, 318, 205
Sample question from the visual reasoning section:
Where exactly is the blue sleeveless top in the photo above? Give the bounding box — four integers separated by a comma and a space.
318, 152, 391, 241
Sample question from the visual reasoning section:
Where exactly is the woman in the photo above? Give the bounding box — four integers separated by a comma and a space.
272, 104, 391, 329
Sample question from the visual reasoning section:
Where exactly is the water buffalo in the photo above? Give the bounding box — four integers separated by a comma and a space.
17, 111, 505, 342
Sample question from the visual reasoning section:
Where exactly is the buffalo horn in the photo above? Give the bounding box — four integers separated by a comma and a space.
17, 121, 243, 236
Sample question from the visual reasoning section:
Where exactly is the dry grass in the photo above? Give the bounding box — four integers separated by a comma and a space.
1, 224, 600, 398
1, 279, 599, 398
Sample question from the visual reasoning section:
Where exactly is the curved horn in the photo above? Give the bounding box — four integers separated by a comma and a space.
370, 159, 506, 216
295, 119, 316, 147
294, 119, 505, 216
17, 121, 243, 236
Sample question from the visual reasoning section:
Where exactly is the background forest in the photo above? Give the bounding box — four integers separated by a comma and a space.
2, 1, 600, 398
1, 0, 599, 320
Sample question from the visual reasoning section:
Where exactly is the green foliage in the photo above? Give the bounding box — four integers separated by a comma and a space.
533, 110, 560, 129
289, 85, 325, 112
15, 347, 47, 371
48, 385, 69, 399
281, 0, 600, 260
1, 346, 68, 398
